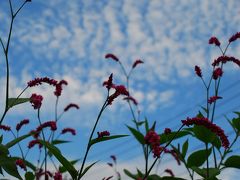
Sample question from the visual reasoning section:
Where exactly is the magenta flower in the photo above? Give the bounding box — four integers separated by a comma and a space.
229, 32, 240, 43
195, 65, 202, 77
27, 77, 58, 87
123, 96, 138, 106
16, 119, 29, 131
103, 73, 114, 90
61, 128, 76, 135
209, 36, 221, 46
182, 117, 229, 149
53, 172, 62, 180
30, 93, 43, 109
64, 103, 79, 112
164, 128, 172, 135
213, 68, 223, 80
208, 96, 222, 104
132, 59, 144, 68
16, 159, 26, 171
28, 139, 42, 149
105, 53, 119, 62
97, 131, 110, 138
54, 80, 68, 97
0, 125, 11, 131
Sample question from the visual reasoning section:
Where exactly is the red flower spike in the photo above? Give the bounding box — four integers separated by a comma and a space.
229, 32, 240, 43
30, 93, 43, 109
0, 125, 11, 131
36, 121, 57, 132
132, 59, 144, 69
54, 80, 68, 97
181, 117, 229, 149
61, 128, 76, 135
195, 66, 202, 77
145, 130, 162, 158
28, 139, 42, 149
209, 36, 221, 46
123, 96, 138, 106
16, 119, 29, 131
97, 131, 110, 138
105, 53, 119, 62
213, 68, 223, 80
54, 172, 62, 180
165, 168, 175, 177
107, 85, 129, 105
103, 73, 114, 90
164, 148, 181, 165
164, 128, 171, 135
208, 96, 222, 104
212, 56, 240, 67
64, 103, 79, 112
27, 77, 58, 87
16, 159, 26, 171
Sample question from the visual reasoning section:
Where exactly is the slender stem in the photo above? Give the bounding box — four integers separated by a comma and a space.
78, 98, 108, 179
143, 125, 184, 178
145, 146, 149, 176
205, 143, 209, 178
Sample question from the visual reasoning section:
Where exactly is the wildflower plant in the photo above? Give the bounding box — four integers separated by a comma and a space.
0, 0, 240, 180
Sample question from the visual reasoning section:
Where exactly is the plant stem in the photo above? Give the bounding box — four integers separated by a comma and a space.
78, 98, 108, 179
205, 143, 209, 178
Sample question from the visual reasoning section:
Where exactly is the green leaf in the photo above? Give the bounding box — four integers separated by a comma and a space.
187, 148, 212, 167
11, 157, 36, 171
0, 144, 9, 155
0, 156, 22, 179
127, 125, 145, 145
148, 174, 161, 180
224, 155, 240, 169
79, 161, 98, 179
25, 172, 35, 180
200, 106, 208, 115
191, 167, 220, 179
182, 139, 188, 158
123, 169, 137, 179
136, 168, 143, 176
160, 130, 191, 145
7, 98, 30, 109
193, 125, 216, 143
135, 120, 145, 127
52, 139, 71, 145
59, 159, 79, 173
5, 133, 32, 149
39, 140, 78, 179
212, 136, 221, 150
232, 118, 240, 132
150, 121, 156, 131
89, 135, 128, 146
0, 135, 3, 143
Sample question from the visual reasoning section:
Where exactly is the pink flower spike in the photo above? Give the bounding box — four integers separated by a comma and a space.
64, 103, 79, 112
27, 77, 58, 87
105, 53, 119, 62
30, 93, 43, 109
16, 119, 29, 131
0, 125, 11, 131
28, 139, 42, 149
61, 128, 76, 135
54, 172, 62, 180
132, 59, 144, 68
208, 96, 222, 104
209, 36, 221, 46
195, 66, 202, 77
213, 68, 223, 80
229, 32, 240, 43
97, 131, 110, 138
123, 96, 138, 106
165, 168, 175, 177
103, 73, 114, 90
16, 159, 26, 171
164, 128, 171, 135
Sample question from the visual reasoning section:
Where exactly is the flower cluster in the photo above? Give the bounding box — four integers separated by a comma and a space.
30, 93, 43, 109
37, 121, 57, 132
103, 73, 114, 90
97, 131, 110, 138
64, 103, 80, 112
212, 56, 240, 67
132, 59, 144, 69
28, 139, 42, 149
27, 77, 58, 87
123, 96, 138, 106
208, 96, 222, 104
0, 125, 11, 131
16, 119, 29, 131
164, 128, 172, 135
61, 128, 76, 136
53, 172, 62, 180
209, 36, 221, 46
15, 159, 26, 171
144, 130, 162, 158
105, 53, 119, 62
182, 117, 229, 148
195, 66, 202, 77
54, 80, 68, 97
107, 85, 129, 105
229, 32, 240, 43
212, 67, 223, 80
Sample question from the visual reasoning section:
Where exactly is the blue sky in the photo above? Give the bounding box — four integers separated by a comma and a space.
0, 0, 240, 179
